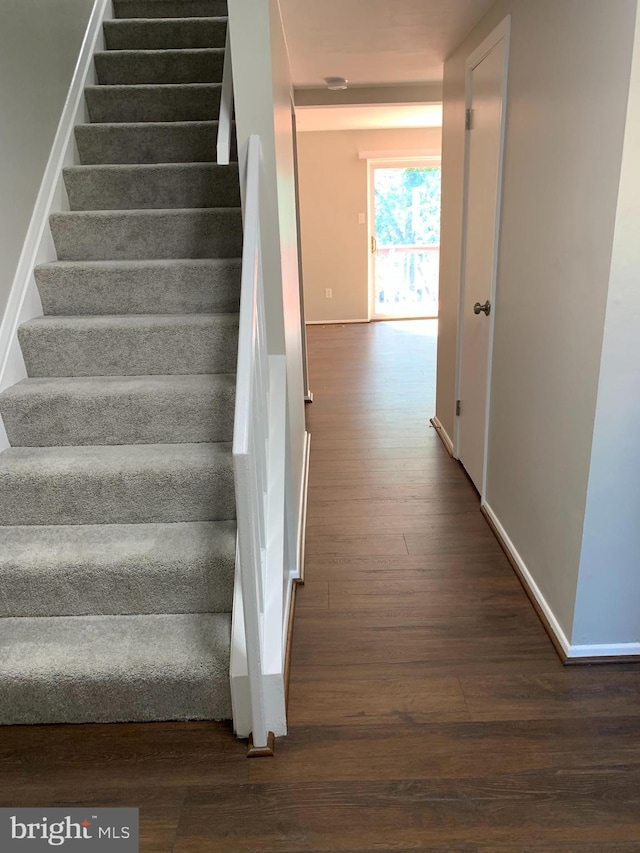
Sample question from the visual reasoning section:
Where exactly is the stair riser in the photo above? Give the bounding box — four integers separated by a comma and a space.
0, 451, 235, 526
104, 19, 226, 50
18, 317, 238, 377
85, 85, 221, 123
64, 165, 240, 211
50, 209, 242, 261
35, 260, 240, 315
0, 379, 235, 446
113, 0, 228, 18
75, 121, 236, 165
0, 525, 235, 617
95, 50, 224, 85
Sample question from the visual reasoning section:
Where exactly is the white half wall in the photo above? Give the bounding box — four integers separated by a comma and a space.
437, 0, 638, 643
573, 5, 640, 649
228, 0, 307, 577
0, 0, 95, 321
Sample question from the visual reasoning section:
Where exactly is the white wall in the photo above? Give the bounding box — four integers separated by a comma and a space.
0, 0, 95, 320
297, 127, 442, 323
228, 0, 307, 565
436, 0, 637, 641
573, 7, 640, 649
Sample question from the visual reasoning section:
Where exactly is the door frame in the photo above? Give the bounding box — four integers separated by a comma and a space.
453, 16, 511, 501
366, 155, 442, 321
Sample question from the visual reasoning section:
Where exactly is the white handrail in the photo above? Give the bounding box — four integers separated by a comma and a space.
217, 23, 234, 166
232, 135, 287, 750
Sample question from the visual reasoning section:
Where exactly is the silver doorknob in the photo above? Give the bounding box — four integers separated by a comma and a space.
474, 300, 491, 316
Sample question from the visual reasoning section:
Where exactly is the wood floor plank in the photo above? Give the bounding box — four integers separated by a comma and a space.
248, 717, 640, 784
305, 534, 409, 556
0, 723, 248, 792
287, 675, 470, 725
404, 531, 503, 556
460, 671, 640, 720
296, 580, 329, 610
174, 774, 640, 852
303, 553, 515, 581
0, 786, 185, 853
327, 578, 533, 615
306, 497, 482, 521
307, 511, 489, 536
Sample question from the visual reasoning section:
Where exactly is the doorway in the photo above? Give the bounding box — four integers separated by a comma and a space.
455, 18, 510, 494
368, 159, 441, 321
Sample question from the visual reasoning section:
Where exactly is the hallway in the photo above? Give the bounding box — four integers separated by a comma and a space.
1, 320, 640, 851
252, 320, 640, 850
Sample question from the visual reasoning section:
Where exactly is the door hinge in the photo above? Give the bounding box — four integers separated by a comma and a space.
465, 108, 473, 131
456, 400, 462, 417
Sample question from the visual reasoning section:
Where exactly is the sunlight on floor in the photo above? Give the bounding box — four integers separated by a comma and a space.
385, 318, 438, 338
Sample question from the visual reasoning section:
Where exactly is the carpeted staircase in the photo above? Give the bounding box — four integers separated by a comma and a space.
0, 0, 240, 724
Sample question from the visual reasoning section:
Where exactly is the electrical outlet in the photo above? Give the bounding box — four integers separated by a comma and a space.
325, 288, 333, 299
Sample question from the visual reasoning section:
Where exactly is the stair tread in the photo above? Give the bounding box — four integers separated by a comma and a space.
0, 612, 232, 724
106, 15, 228, 22
64, 162, 237, 172
95, 48, 225, 56
77, 119, 221, 128
0, 440, 232, 467
0, 373, 235, 397
0, 519, 235, 563
51, 206, 240, 216
21, 312, 239, 328
36, 257, 240, 270
86, 82, 222, 90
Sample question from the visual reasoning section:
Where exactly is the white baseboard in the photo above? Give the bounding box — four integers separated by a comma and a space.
482, 502, 640, 660
482, 502, 572, 656
430, 416, 454, 456
568, 642, 640, 658
0, 0, 111, 451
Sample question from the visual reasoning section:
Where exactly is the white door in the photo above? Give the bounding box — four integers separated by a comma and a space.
457, 23, 509, 492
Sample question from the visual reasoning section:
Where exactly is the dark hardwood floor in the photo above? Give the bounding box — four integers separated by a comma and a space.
2, 319, 640, 852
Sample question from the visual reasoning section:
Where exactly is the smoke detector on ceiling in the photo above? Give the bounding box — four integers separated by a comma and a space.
325, 76, 348, 91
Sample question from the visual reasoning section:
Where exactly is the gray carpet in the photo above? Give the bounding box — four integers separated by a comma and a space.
0, 0, 238, 724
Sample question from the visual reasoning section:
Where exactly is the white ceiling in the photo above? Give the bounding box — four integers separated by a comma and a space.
279, 0, 496, 87
296, 103, 443, 132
